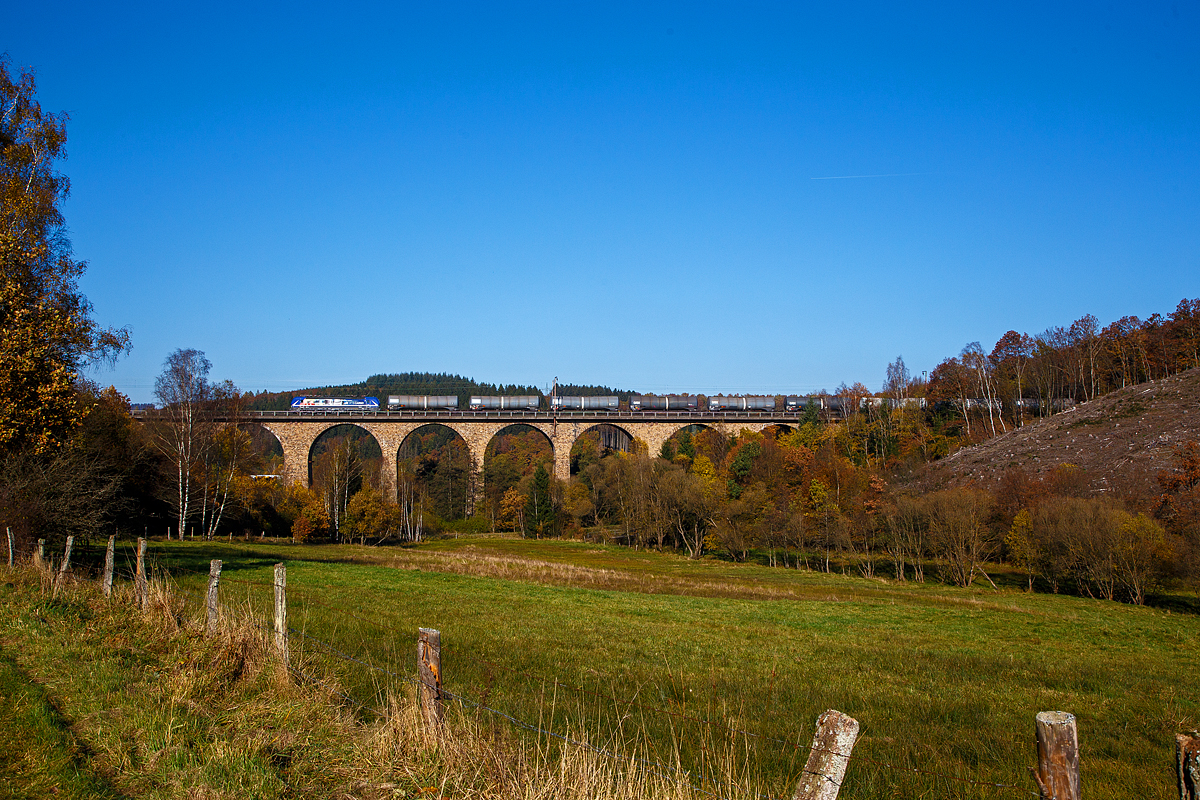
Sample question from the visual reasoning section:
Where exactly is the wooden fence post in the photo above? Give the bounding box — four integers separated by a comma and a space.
273, 563, 288, 667
6, 527, 12, 568
55, 536, 74, 589
418, 627, 444, 732
101, 536, 115, 597
35, 539, 44, 568
135, 537, 148, 610
206, 559, 222, 634
1179, 732, 1199, 800
793, 710, 859, 800
1034, 711, 1080, 800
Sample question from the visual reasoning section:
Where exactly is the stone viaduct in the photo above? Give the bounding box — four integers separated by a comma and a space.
240, 410, 799, 504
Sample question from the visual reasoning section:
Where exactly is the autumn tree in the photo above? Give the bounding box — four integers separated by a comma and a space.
1113, 513, 1172, 605
1170, 299, 1200, 370
343, 486, 401, 545
0, 58, 131, 551
1005, 509, 1039, 590
0, 386, 157, 549
990, 331, 1033, 428
499, 486, 527, 534
884, 495, 928, 581
1157, 441, 1200, 534
926, 488, 995, 588
1156, 440, 1200, 580
201, 421, 254, 539
711, 483, 771, 562
313, 434, 367, 541
0, 58, 129, 460
658, 466, 713, 558
962, 342, 1004, 437
151, 348, 219, 538
274, 484, 329, 542
928, 356, 974, 437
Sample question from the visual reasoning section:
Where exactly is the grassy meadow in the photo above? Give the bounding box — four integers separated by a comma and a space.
57, 536, 1200, 799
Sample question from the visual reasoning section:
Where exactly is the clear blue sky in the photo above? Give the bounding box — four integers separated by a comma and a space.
7, 2, 1198, 402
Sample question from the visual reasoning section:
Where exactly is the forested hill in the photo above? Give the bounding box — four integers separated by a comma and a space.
555, 383, 638, 401
246, 372, 634, 410
923, 366, 1200, 501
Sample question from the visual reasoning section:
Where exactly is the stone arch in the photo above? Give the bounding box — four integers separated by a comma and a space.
396, 423, 474, 520
567, 423, 635, 475
480, 423, 556, 519
641, 421, 723, 465
758, 422, 796, 439
307, 423, 385, 496
236, 422, 284, 467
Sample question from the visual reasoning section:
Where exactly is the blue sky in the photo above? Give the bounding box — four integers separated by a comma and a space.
7, 2, 1198, 402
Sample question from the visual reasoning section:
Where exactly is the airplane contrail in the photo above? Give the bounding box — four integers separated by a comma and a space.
810, 172, 935, 180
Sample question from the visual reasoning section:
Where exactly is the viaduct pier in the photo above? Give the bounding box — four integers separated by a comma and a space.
227, 409, 802, 499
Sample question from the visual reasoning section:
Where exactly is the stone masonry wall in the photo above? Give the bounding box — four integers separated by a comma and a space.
256, 418, 792, 508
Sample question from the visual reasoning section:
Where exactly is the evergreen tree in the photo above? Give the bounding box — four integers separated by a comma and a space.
525, 463, 555, 537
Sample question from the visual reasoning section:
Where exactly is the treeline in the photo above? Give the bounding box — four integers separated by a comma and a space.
928, 298, 1200, 440
244, 372, 629, 412
487, 425, 1197, 606
554, 383, 636, 400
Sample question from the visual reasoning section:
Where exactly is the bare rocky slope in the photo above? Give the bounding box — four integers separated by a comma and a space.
922, 367, 1200, 501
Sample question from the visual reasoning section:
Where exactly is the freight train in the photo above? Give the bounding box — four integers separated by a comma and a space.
290, 396, 381, 410
287, 394, 932, 413
629, 395, 698, 411
550, 395, 620, 411
388, 395, 458, 410
469, 395, 540, 411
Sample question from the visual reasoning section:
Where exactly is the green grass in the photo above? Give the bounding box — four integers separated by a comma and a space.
139, 537, 1200, 800
0, 630, 123, 799
0, 570, 402, 799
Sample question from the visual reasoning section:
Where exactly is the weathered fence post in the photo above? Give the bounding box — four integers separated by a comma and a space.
35, 539, 45, 568
101, 535, 115, 597
206, 559, 222, 634
135, 537, 148, 609
418, 627, 444, 732
55, 536, 74, 589
793, 709, 859, 800
6, 527, 12, 568
1034, 711, 1080, 800
273, 563, 288, 667
1179, 732, 1200, 800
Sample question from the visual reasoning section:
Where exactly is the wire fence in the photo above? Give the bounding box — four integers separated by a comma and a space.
27, 536, 1114, 800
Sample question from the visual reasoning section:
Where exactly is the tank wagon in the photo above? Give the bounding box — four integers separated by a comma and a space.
290, 397, 381, 410
629, 395, 700, 411
469, 395, 540, 411
388, 395, 458, 410
283, 393, 945, 414
550, 395, 619, 411
708, 395, 776, 411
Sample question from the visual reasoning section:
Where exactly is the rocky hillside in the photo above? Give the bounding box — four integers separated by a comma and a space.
923, 367, 1200, 501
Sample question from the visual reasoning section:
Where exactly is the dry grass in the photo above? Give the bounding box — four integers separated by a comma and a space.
374, 545, 810, 601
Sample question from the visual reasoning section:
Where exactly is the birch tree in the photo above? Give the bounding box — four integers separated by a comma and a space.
152, 348, 213, 539
990, 331, 1033, 427
962, 342, 1004, 437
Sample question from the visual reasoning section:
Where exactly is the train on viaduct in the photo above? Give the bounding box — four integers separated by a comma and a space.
236, 395, 814, 504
